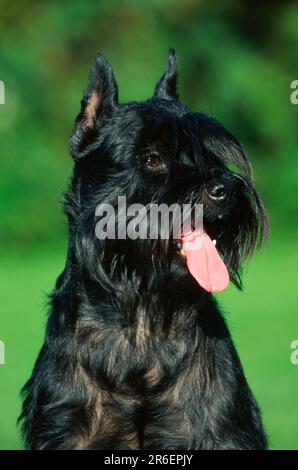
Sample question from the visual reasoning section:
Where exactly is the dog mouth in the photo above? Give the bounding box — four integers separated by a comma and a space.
176, 238, 217, 257
176, 241, 185, 257
175, 231, 229, 293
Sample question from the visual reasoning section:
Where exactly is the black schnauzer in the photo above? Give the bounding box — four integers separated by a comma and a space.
20, 49, 268, 450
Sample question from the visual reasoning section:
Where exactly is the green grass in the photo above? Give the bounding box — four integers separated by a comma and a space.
0, 236, 297, 449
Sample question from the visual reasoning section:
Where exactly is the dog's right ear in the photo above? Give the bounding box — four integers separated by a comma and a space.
70, 54, 118, 159
153, 48, 179, 101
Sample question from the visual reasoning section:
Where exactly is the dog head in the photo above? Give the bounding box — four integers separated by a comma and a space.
68, 49, 268, 292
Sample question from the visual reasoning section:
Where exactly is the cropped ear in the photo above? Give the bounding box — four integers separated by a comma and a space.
153, 48, 178, 101
71, 54, 118, 159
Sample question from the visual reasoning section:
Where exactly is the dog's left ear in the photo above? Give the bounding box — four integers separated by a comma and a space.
71, 54, 118, 159
153, 48, 179, 101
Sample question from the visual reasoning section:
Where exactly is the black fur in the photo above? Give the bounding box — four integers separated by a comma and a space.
20, 50, 269, 450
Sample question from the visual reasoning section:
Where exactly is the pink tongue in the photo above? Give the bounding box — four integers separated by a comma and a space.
181, 231, 229, 293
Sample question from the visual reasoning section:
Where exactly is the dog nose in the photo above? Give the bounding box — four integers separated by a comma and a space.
207, 178, 233, 201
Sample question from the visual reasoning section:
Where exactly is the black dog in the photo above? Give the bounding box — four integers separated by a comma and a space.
20, 49, 268, 450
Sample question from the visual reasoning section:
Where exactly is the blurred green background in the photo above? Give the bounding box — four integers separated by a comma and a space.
0, 0, 298, 450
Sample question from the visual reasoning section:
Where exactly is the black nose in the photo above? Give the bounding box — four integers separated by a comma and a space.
207, 178, 233, 201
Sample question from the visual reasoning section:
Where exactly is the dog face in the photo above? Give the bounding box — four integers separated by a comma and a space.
68, 50, 268, 291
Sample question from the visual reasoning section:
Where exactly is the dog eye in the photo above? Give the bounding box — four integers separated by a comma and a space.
145, 153, 166, 170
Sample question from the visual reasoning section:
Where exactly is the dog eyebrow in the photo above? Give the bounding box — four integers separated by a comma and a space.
142, 146, 159, 154
179, 151, 194, 167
